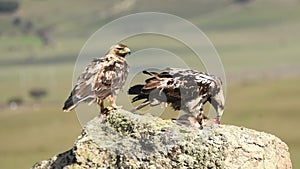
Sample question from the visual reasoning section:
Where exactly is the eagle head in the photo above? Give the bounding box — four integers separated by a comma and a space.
108, 44, 131, 58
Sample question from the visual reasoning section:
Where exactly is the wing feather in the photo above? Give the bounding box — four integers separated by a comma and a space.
63, 55, 129, 111
128, 68, 223, 113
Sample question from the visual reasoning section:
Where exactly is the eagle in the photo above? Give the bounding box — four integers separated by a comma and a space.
128, 68, 225, 127
63, 44, 131, 113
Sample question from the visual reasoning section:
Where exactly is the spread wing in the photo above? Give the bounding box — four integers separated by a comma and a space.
63, 55, 129, 112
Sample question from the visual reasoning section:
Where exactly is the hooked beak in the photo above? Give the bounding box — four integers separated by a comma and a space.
124, 47, 131, 55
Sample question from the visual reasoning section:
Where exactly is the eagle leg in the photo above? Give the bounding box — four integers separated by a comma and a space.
196, 107, 205, 125
107, 95, 122, 110
96, 98, 105, 113
195, 106, 218, 127
196, 112, 208, 127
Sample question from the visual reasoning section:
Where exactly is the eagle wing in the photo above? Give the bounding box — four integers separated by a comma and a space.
63, 55, 129, 112
129, 69, 199, 111
128, 68, 224, 117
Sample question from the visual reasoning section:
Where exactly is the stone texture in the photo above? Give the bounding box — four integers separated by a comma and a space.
31, 109, 292, 169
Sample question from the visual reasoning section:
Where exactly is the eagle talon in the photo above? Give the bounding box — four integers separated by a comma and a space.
201, 118, 221, 128
112, 105, 123, 109
214, 119, 221, 124
100, 108, 110, 116
106, 106, 115, 111
172, 116, 202, 128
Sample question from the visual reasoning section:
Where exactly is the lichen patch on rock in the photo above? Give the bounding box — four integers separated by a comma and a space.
31, 109, 292, 169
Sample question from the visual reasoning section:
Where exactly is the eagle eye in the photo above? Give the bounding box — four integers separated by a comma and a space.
116, 47, 123, 50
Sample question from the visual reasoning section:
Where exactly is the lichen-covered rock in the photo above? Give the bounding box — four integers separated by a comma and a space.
31, 109, 292, 169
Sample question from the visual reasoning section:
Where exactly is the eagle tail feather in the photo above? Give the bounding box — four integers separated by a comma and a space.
128, 84, 144, 95
63, 93, 95, 111
128, 84, 150, 103
142, 70, 158, 76
132, 95, 145, 103
62, 93, 76, 112
62, 90, 81, 112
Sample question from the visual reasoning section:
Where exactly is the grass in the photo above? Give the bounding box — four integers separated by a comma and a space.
0, 105, 81, 169
0, 0, 299, 168
0, 63, 74, 103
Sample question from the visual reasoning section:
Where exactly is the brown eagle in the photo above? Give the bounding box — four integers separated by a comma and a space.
128, 68, 224, 127
63, 44, 131, 113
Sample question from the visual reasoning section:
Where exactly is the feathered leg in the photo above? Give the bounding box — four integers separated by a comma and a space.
107, 95, 122, 110
197, 107, 205, 126
96, 98, 105, 113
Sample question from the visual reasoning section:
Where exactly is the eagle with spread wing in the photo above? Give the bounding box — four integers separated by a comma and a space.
63, 44, 131, 113
128, 68, 224, 127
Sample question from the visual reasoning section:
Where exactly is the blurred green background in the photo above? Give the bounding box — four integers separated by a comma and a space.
0, 0, 299, 168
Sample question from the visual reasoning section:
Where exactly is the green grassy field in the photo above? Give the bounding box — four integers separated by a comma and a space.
0, 0, 299, 168
0, 105, 81, 169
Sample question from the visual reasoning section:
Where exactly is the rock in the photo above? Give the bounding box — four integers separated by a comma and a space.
31, 109, 292, 169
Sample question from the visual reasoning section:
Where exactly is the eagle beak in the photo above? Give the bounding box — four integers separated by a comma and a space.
125, 47, 131, 55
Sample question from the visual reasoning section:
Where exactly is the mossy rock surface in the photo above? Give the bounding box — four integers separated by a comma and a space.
31, 109, 292, 169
